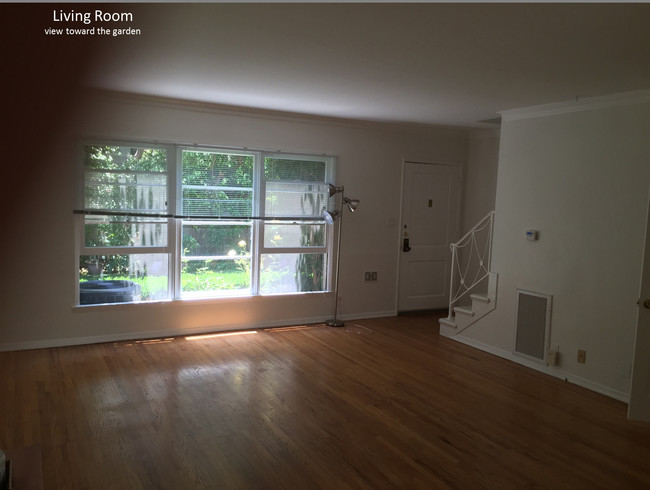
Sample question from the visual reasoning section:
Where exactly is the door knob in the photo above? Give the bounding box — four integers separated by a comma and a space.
644, 299, 650, 309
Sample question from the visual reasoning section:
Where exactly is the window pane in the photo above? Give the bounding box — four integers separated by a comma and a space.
182, 223, 251, 257
182, 150, 253, 217
181, 222, 252, 297
260, 253, 326, 294
83, 145, 168, 214
181, 259, 251, 297
183, 187, 252, 217
85, 216, 168, 247
85, 171, 167, 213
84, 146, 167, 173
265, 157, 326, 182
79, 254, 168, 304
264, 222, 326, 248
265, 182, 329, 217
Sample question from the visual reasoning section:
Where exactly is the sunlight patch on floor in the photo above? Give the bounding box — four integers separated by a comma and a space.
185, 330, 258, 341
263, 325, 321, 333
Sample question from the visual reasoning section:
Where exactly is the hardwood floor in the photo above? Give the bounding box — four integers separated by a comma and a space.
2, 312, 650, 489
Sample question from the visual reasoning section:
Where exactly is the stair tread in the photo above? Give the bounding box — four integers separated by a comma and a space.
470, 293, 491, 303
439, 317, 456, 328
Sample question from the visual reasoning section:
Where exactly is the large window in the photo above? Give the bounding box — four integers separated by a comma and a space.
75, 142, 335, 305
260, 155, 329, 294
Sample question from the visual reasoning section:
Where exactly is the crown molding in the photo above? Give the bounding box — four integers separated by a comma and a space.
500, 89, 650, 122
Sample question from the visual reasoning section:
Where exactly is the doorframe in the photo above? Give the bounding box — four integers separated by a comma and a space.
394, 159, 464, 313
628, 183, 650, 421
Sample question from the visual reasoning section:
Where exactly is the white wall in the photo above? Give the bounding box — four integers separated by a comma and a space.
462, 128, 499, 233
0, 91, 468, 350
455, 93, 650, 400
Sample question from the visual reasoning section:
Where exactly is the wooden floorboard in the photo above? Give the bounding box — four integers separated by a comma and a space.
1, 312, 650, 489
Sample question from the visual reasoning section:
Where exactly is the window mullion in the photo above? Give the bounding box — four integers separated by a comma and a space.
172, 218, 182, 299
251, 152, 264, 295
73, 213, 83, 306
260, 246, 328, 255
172, 146, 182, 300
79, 246, 169, 255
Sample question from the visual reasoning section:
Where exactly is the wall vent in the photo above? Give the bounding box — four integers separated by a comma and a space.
514, 290, 552, 362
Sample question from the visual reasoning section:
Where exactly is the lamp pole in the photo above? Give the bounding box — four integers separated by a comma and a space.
323, 184, 359, 328
326, 207, 345, 327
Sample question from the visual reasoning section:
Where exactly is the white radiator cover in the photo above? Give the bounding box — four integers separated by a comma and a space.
514, 290, 552, 362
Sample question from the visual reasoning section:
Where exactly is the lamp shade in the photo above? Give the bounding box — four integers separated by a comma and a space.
322, 209, 340, 224
328, 184, 344, 197
343, 197, 360, 213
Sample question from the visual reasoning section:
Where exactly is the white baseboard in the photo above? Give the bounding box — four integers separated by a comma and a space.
449, 334, 629, 404
342, 310, 397, 321
0, 310, 397, 352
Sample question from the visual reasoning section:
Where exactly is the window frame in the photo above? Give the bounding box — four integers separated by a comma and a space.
176, 146, 257, 299
258, 152, 333, 295
75, 140, 175, 305
75, 140, 336, 306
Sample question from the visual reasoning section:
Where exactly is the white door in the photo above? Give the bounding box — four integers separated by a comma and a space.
628, 188, 650, 422
398, 162, 460, 311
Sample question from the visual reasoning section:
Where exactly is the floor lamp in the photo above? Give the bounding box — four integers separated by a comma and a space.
323, 184, 360, 327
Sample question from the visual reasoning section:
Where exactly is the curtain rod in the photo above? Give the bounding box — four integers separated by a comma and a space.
73, 209, 328, 222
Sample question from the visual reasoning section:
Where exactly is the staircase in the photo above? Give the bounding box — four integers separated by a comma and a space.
439, 272, 497, 336
439, 211, 497, 337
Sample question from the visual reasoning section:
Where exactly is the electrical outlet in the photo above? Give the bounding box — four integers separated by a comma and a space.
364, 271, 378, 282
577, 349, 586, 364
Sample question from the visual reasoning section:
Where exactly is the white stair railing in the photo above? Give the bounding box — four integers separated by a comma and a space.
447, 211, 495, 319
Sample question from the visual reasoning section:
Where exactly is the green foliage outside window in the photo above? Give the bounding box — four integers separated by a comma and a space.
265, 157, 326, 182
82, 145, 168, 277
295, 186, 326, 292
180, 151, 254, 291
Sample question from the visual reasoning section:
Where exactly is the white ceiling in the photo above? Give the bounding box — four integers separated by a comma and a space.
87, 3, 650, 128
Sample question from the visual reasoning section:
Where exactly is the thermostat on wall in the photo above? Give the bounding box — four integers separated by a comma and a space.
526, 230, 539, 241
